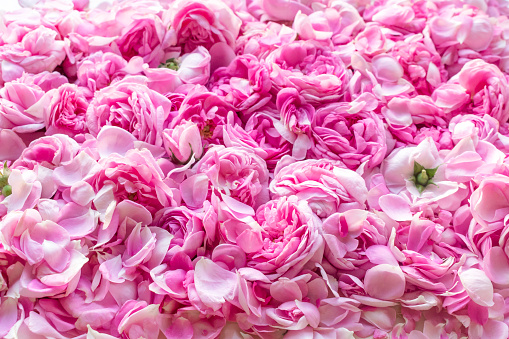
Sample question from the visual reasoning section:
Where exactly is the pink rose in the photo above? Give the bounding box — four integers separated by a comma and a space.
144, 46, 211, 94
0, 26, 67, 84
116, 14, 173, 68
247, 196, 324, 280
390, 34, 447, 95
270, 159, 368, 218
209, 54, 271, 116
470, 174, 509, 228
266, 40, 350, 104
310, 98, 387, 170
170, 87, 239, 146
456, 59, 509, 123
153, 206, 205, 258
193, 145, 270, 210
76, 52, 130, 94
86, 149, 178, 215
235, 21, 297, 59
26, 84, 89, 137
293, 1, 365, 45
0, 75, 46, 133
86, 76, 173, 147
168, 0, 242, 53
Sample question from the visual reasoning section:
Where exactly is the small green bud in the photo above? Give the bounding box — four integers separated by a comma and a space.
2, 185, 12, 197
416, 169, 429, 185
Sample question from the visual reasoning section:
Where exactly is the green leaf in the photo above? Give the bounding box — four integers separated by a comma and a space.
413, 161, 425, 176
425, 166, 439, 179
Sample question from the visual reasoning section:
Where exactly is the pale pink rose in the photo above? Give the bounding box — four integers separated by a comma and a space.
85, 149, 178, 215
169, 87, 240, 146
270, 159, 368, 218
163, 120, 203, 164
427, 6, 494, 72
247, 196, 324, 280
116, 14, 173, 68
153, 206, 205, 258
274, 88, 314, 160
0, 209, 86, 299
266, 40, 350, 104
391, 34, 447, 95
86, 76, 173, 147
235, 21, 297, 59
456, 59, 509, 123
354, 24, 388, 58
0, 76, 45, 133
26, 84, 89, 137
168, 0, 242, 53
12, 134, 79, 171
322, 209, 388, 272
292, 1, 365, 45
310, 97, 386, 170
470, 175, 509, 228
449, 114, 501, 145
145, 46, 211, 94
193, 145, 270, 210
242, 110, 292, 171
0, 26, 67, 84
381, 138, 466, 210
209, 54, 271, 116
432, 83, 470, 114
76, 52, 130, 94
382, 95, 446, 128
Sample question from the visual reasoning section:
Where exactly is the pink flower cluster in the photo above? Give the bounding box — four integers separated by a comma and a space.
2, 0, 509, 338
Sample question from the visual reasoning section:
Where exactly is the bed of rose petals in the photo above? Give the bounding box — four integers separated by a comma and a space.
3, 0, 509, 338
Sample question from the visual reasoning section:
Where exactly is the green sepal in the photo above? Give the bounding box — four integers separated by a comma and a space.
413, 161, 425, 176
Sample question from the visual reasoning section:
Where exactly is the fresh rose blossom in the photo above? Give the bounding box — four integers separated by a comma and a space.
266, 40, 350, 104
163, 120, 203, 164
456, 59, 509, 123
86, 76, 173, 147
270, 159, 368, 218
169, 87, 240, 146
246, 195, 324, 280
208, 54, 271, 116
167, 0, 242, 53
310, 97, 387, 170
0, 26, 67, 84
193, 145, 270, 210
116, 14, 173, 68
26, 83, 89, 136
76, 52, 131, 94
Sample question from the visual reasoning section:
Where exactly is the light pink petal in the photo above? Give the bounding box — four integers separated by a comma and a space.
484, 247, 509, 286
194, 258, 237, 311
459, 268, 494, 307
364, 264, 405, 300
378, 194, 412, 221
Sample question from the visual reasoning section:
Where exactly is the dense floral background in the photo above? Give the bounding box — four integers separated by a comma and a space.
1, 0, 509, 338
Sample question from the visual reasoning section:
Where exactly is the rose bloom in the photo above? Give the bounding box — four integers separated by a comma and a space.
194, 145, 270, 210
246, 196, 324, 280
26, 84, 89, 137
0, 26, 66, 84
225, 109, 292, 171
170, 87, 240, 146
310, 100, 387, 170
116, 14, 172, 68
86, 149, 177, 215
208, 54, 271, 116
270, 159, 368, 218
86, 76, 173, 147
265, 40, 350, 104
76, 51, 131, 94
168, 0, 242, 53
456, 59, 509, 124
